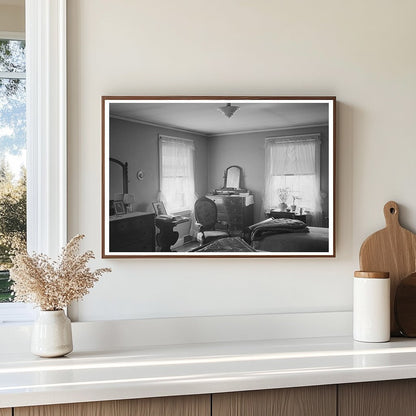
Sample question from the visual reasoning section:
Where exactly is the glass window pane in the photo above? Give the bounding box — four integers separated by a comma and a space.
160, 137, 195, 213
0, 40, 26, 303
0, 78, 26, 154
0, 39, 26, 73
270, 174, 316, 211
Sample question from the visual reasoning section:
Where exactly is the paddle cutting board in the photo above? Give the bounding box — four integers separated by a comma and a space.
359, 201, 416, 335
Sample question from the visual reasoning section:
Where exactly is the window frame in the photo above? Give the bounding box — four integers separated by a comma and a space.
26, 0, 67, 257
0, 0, 67, 324
264, 134, 322, 212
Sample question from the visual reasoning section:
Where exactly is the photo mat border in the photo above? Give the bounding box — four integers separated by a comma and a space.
102, 96, 336, 258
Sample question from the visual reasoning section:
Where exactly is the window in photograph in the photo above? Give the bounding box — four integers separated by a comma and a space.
159, 135, 196, 213
0, 38, 27, 306
264, 135, 322, 223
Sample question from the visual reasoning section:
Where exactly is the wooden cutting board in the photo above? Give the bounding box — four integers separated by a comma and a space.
359, 201, 416, 335
395, 272, 416, 337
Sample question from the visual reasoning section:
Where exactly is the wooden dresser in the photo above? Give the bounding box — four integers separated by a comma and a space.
206, 194, 254, 235
109, 212, 155, 252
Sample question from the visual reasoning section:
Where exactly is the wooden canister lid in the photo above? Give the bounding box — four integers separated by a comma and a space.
354, 271, 389, 279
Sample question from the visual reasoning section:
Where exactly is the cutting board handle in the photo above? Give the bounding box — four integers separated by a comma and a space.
384, 201, 400, 228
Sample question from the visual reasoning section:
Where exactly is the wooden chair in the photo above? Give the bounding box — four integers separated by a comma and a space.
194, 197, 229, 245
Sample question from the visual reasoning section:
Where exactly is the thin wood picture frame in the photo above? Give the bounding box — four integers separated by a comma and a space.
102, 96, 336, 258
113, 200, 125, 216
152, 201, 167, 216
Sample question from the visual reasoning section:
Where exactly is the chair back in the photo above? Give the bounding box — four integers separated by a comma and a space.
194, 197, 218, 230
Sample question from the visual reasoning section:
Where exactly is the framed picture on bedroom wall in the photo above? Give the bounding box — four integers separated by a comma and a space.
102, 96, 336, 258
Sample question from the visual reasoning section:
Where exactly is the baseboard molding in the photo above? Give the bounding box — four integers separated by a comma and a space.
0, 311, 352, 353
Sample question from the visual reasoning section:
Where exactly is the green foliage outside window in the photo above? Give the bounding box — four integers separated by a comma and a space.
0, 163, 26, 302
0, 39, 27, 302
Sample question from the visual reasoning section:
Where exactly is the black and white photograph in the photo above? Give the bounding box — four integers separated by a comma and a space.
102, 97, 335, 257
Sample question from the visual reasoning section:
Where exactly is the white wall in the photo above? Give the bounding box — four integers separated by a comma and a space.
0, 4, 24, 33
67, 0, 416, 322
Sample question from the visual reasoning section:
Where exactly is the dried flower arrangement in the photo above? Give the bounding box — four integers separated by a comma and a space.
10, 234, 111, 311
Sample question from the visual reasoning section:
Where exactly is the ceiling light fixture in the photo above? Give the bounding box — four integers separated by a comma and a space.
218, 103, 240, 119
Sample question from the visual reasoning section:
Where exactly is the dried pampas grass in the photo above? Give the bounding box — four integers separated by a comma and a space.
10, 234, 111, 311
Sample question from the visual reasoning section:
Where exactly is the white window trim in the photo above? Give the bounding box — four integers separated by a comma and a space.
0, 0, 67, 324
0, 31, 25, 40
26, 0, 67, 256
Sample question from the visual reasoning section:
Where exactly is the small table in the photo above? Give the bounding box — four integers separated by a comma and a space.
154, 216, 189, 252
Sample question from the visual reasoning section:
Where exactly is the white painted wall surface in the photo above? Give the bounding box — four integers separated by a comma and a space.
0, 4, 24, 33
67, 0, 416, 322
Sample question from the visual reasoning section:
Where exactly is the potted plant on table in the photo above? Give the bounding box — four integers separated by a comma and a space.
10, 234, 111, 357
277, 187, 290, 211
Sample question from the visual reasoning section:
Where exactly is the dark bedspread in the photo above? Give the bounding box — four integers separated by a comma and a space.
251, 226, 329, 252
248, 218, 309, 242
190, 219, 328, 253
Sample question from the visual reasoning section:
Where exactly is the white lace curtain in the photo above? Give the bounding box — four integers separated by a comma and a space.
264, 135, 321, 214
159, 135, 196, 213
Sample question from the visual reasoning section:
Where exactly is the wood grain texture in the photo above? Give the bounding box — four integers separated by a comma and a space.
394, 272, 416, 336
212, 386, 336, 416
15, 395, 210, 416
0, 409, 12, 416
339, 379, 416, 416
359, 201, 416, 335
354, 271, 389, 279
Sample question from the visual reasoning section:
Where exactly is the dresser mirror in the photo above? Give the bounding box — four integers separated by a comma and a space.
109, 157, 128, 197
224, 165, 242, 189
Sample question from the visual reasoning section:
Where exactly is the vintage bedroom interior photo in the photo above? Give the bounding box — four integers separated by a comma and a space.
106, 99, 334, 255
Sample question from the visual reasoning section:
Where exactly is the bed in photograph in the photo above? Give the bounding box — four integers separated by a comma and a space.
249, 218, 329, 252
191, 219, 328, 253
192, 236, 257, 252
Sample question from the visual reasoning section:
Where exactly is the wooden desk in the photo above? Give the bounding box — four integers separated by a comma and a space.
110, 212, 155, 252
155, 216, 189, 252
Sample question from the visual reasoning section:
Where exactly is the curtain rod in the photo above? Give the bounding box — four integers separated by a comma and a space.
265, 133, 321, 144
159, 134, 194, 143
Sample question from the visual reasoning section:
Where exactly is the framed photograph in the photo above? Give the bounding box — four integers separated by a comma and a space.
152, 201, 167, 216
113, 200, 125, 215
102, 96, 336, 258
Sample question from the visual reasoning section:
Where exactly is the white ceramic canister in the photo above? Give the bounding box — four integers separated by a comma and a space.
353, 271, 390, 342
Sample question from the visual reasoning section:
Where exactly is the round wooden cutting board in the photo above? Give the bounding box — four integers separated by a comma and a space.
395, 273, 416, 337
359, 201, 416, 336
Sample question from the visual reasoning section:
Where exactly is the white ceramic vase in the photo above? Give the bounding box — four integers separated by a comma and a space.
31, 310, 73, 357
278, 202, 288, 211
